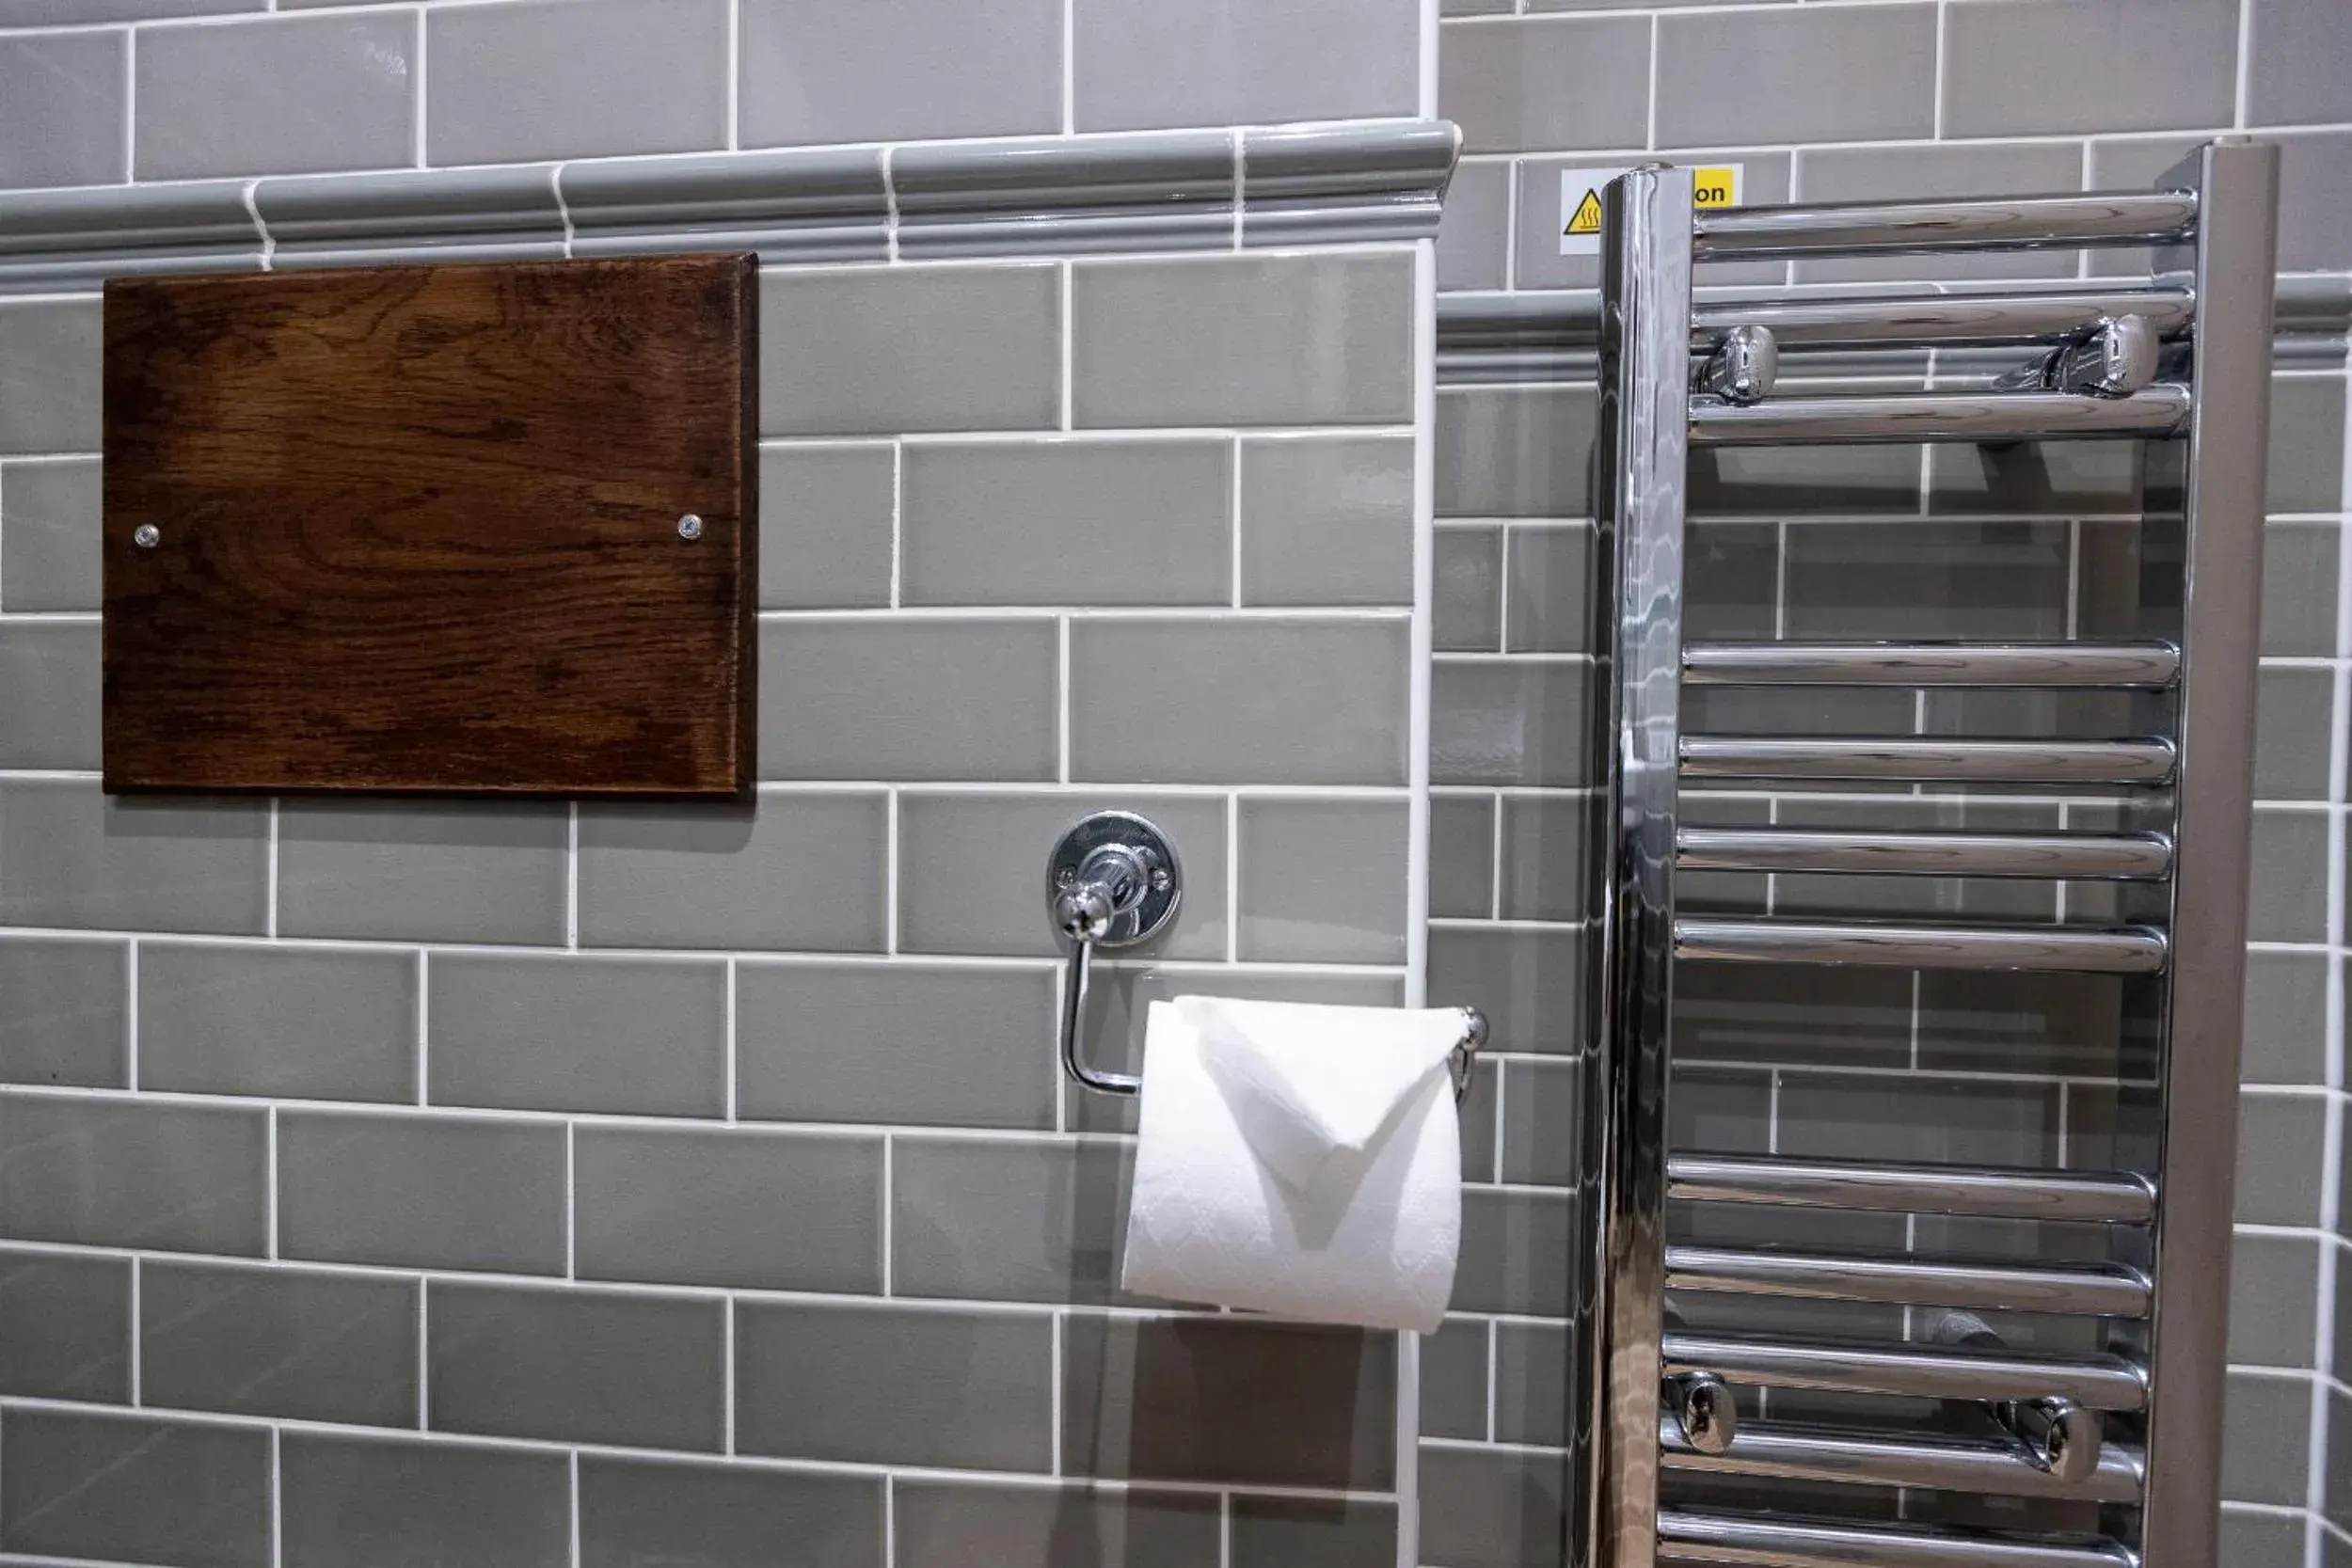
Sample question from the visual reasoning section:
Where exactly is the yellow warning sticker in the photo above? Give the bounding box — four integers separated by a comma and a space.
1558, 164, 1743, 256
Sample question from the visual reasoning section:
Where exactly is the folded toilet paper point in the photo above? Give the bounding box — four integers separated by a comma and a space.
1118, 995, 1468, 1335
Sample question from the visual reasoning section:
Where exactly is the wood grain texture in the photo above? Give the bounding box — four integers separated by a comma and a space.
103, 254, 756, 798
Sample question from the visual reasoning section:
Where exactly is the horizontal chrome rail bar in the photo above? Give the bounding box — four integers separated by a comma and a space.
1675, 918, 2169, 973
1679, 736, 2176, 785
1663, 1334, 2150, 1411
1658, 1418, 2146, 1503
1674, 828, 2172, 880
1665, 1245, 2152, 1317
1688, 386, 2191, 445
1689, 286, 2195, 349
1665, 1155, 2156, 1224
1680, 641, 2180, 689
1690, 190, 2198, 261
1657, 1511, 2138, 1568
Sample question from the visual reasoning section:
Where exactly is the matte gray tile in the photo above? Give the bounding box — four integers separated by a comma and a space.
740, 0, 1057, 146
278, 800, 565, 944
278, 1109, 565, 1275
0, 937, 124, 1089
2254, 665, 2333, 801
1418, 1443, 1567, 1568
894, 1135, 1134, 1305
1943, 0, 2238, 137
1430, 794, 1496, 920
576, 1124, 882, 1292
1071, 255, 1413, 428
429, 953, 726, 1117
430, 1280, 723, 1450
3, 457, 100, 608
895, 1480, 1217, 1568
2236, 1093, 2328, 1227
0, 302, 100, 455
1683, 962, 1915, 1071
1231, 1497, 1395, 1568
1657, 5, 1934, 146
142, 1260, 418, 1426
1436, 388, 1595, 518
1503, 526, 1593, 654
280, 1433, 569, 1568
761, 443, 895, 609
1239, 436, 1415, 608
0, 1246, 127, 1401
903, 438, 1232, 606
736, 1299, 1054, 1470
1073, 0, 1416, 132
135, 11, 416, 181
427, 0, 726, 166
1497, 795, 1594, 923
0, 33, 125, 189
1431, 659, 1593, 787
898, 793, 1229, 958
1440, 15, 1648, 153
1062, 1314, 1394, 1488
1785, 520, 2072, 641
2219, 1509, 2311, 1568
0, 1093, 264, 1254
761, 266, 1060, 436
1791, 143, 2088, 283
1064, 967, 1406, 1135
0, 620, 95, 768
138, 942, 415, 1102
2261, 521, 2339, 657
0, 1408, 268, 1568
581, 1456, 884, 1568
1779, 1077, 2061, 1167
2244, 950, 2328, 1085
2221, 1372, 2312, 1506
1, 0, 256, 16
2228, 1232, 2319, 1368
1437, 159, 1510, 291
1435, 527, 1504, 652
738, 960, 1057, 1129
578, 795, 886, 950
2250, 807, 2328, 942
1492, 1320, 1568, 1447
1420, 1317, 1489, 1439
1501, 1057, 1582, 1187
0, 782, 266, 933
1071, 618, 1408, 784
1237, 798, 1407, 963
2276, 127, 2352, 275
1456, 1186, 1574, 1315
1429, 925, 1585, 1055
761, 619, 1057, 781
2269, 375, 2346, 515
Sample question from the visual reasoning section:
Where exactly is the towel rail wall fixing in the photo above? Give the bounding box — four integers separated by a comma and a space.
1576, 141, 2277, 1568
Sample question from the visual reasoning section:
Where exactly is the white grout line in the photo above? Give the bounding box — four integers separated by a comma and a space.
1225, 791, 1241, 964
724, 0, 740, 153
723, 1296, 737, 1454
565, 803, 580, 951
1057, 616, 1073, 784
1643, 14, 1660, 153
415, 950, 430, 1106
265, 800, 280, 939
563, 1121, 577, 1280
2233, 0, 2255, 132
568, 1448, 582, 1568
124, 937, 139, 1091
417, 1286, 430, 1429
889, 439, 904, 610
1229, 436, 1245, 609
1059, 0, 1075, 136
723, 956, 739, 1121
411, 5, 427, 169
1049, 1307, 1063, 1477
880, 1132, 895, 1298
120, 27, 136, 183
127, 1257, 141, 1406
265, 1107, 279, 1259
1058, 262, 1075, 430
270, 1426, 284, 1568
883, 1474, 898, 1568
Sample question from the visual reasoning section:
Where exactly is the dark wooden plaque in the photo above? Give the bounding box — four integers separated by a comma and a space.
103, 254, 756, 798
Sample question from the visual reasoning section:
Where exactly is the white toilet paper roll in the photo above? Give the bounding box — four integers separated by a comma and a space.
1118, 995, 1465, 1334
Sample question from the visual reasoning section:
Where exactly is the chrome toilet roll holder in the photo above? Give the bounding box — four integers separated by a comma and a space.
1045, 810, 1486, 1101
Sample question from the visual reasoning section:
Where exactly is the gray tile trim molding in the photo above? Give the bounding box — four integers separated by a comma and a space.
0, 120, 1457, 292
0, 179, 262, 292
1438, 277, 2352, 383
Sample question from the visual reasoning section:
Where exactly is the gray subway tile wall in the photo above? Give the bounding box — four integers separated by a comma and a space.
0, 59, 1430, 1548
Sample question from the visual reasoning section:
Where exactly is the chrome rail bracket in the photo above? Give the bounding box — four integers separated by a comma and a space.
1046, 810, 1183, 1098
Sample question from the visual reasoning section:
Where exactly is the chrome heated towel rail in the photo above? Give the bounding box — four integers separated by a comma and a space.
1579, 142, 2278, 1568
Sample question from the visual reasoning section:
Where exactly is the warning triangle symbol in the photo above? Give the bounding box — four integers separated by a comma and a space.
1565, 188, 1604, 236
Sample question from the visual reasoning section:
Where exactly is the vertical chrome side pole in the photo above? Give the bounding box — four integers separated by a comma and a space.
2139, 137, 2278, 1568
1575, 166, 1693, 1568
